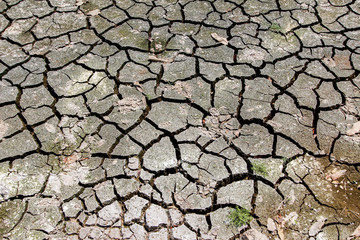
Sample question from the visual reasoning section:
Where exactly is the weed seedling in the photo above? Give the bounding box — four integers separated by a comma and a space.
251, 162, 269, 177
282, 157, 292, 165
145, 93, 152, 99
228, 206, 253, 227
270, 23, 282, 32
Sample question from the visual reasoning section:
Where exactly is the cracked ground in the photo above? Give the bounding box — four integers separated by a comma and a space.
0, 0, 360, 239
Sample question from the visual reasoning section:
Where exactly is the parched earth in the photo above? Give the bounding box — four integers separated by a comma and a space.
1, 0, 360, 239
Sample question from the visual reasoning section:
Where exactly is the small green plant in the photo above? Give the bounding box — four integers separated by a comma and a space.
270, 23, 282, 32
251, 162, 269, 177
282, 157, 292, 165
228, 206, 253, 227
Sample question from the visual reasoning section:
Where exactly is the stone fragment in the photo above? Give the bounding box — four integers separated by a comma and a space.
0, 131, 37, 159
124, 196, 148, 223
347, 121, 360, 136
79, 227, 103, 239
114, 178, 139, 197
149, 228, 168, 240
87, 9, 101, 16
243, 229, 269, 240
145, 204, 168, 228
217, 180, 253, 209
172, 224, 197, 240
98, 202, 122, 226
86, 215, 97, 226
169, 208, 183, 225
102, 158, 126, 177
107, 228, 121, 239
122, 227, 133, 239
309, 216, 327, 236
185, 214, 208, 233
94, 180, 116, 204
147, 102, 188, 132
66, 220, 81, 234
267, 218, 277, 232
84, 194, 100, 212
130, 224, 147, 239
143, 137, 177, 171
63, 198, 82, 218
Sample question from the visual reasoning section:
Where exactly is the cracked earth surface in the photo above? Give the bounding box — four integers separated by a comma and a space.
1, 0, 360, 239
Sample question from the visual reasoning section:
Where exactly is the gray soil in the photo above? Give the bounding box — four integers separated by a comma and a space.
0, 0, 360, 239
